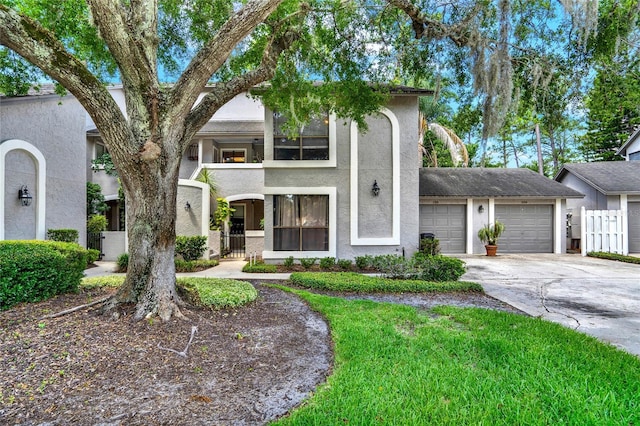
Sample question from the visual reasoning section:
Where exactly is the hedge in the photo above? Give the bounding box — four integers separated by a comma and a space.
0, 240, 88, 310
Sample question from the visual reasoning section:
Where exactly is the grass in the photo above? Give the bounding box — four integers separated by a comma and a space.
290, 272, 482, 293
81, 276, 257, 309
271, 287, 640, 425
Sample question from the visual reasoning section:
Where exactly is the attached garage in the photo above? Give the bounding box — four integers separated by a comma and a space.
420, 204, 465, 253
628, 202, 640, 253
496, 204, 553, 253
420, 168, 584, 255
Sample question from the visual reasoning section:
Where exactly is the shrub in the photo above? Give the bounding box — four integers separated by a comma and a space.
411, 253, 466, 281
284, 256, 295, 268
0, 241, 86, 310
319, 257, 336, 269
175, 259, 218, 272
355, 255, 373, 270
289, 272, 482, 293
337, 259, 353, 270
87, 249, 100, 264
87, 215, 108, 233
177, 278, 257, 309
588, 251, 640, 265
373, 254, 413, 278
242, 261, 277, 273
47, 228, 79, 243
419, 237, 441, 256
300, 257, 317, 269
116, 252, 129, 272
175, 235, 208, 261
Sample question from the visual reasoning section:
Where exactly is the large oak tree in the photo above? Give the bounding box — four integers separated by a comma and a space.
1, 0, 628, 320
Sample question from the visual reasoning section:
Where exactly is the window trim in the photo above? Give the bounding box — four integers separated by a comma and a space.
263, 109, 337, 168
263, 187, 337, 258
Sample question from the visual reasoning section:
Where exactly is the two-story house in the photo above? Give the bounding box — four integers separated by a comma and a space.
87, 85, 431, 261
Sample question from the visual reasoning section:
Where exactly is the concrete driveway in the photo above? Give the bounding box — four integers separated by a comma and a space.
459, 254, 640, 357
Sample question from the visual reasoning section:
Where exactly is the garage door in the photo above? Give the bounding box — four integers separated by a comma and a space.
495, 205, 553, 253
629, 202, 640, 253
420, 204, 465, 253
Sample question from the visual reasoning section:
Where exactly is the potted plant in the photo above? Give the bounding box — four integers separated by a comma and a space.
477, 221, 505, 256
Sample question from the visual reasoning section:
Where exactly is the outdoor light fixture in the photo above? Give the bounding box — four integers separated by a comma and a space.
184, 202, 191, 211
18, 185, 33, 206
478, 205, 484, 213
371, 180, 380, 196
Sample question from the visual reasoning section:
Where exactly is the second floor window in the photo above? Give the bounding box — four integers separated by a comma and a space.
273, 112, 329, 160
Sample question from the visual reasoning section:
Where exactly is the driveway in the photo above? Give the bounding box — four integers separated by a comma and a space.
459, 254, 640, 357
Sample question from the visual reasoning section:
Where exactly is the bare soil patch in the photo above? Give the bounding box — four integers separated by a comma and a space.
1, 282, 521, 425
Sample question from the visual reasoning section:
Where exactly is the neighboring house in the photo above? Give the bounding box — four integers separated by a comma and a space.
1, 91, 87, 245
555, 161, 640, 253
616, 127, 640, 161
419, 168, 584, 254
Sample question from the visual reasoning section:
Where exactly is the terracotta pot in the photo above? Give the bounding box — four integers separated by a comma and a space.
485, 244, 498, 256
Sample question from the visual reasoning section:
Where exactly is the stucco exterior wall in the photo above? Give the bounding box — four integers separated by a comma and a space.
1, 95, 87, 245
263, 95, 420, 260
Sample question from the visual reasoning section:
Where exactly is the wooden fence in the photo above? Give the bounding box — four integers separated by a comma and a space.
581, 207, 628, 256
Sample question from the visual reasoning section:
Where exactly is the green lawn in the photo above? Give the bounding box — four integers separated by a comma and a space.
273, 287, 640, 425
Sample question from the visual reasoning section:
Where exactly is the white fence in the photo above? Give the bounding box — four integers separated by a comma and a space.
581, 207, 628, 256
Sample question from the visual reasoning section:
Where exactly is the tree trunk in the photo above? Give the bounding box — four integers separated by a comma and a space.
108, 138, 185, 321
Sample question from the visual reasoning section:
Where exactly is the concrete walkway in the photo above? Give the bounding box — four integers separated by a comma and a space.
460, 253, 640, 357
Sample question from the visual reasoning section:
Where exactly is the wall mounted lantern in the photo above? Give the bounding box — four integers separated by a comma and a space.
184, 201, 191, 211
18, 185, 33, 206
371, 180, 380, 196
188, 143, 198, 161
478, 205, 484, 213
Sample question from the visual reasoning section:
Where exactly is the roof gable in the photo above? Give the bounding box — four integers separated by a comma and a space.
555, 162, 640, 195
420, 168, 584, 198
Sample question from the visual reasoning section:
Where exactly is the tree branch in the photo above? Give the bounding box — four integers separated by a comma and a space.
169, 0, 284, 124
182, 25, 302, 143
0, 5, 133, 158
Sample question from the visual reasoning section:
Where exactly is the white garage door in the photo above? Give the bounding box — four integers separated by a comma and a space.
629, 202, 640, 253
495, 204, 553, 253
420, 204, 466, 253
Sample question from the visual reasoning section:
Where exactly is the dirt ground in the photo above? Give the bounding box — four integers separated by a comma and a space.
0, 282, 521, 425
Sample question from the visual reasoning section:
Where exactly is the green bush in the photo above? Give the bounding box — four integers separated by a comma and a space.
177, 278, 257, 309
588, 251, 640, 264
355, 255, 373, 270
300, 257, 317, 269
47, 228, 79, 243
419, 237, 441, 256
337, 259, 352, 270
284, 256, 295, 268
87, 249, 100, 264
174, 259, 218, 272
81, 276, 125, 289
410, 253, 466, 281
175, 235, 208, 261
0, 241, 87, 310
116, 252, 129, 272
319, 257, 336, 269
87, 215, 108, 233
289, 272, 482, 293
242, 261, 277, 273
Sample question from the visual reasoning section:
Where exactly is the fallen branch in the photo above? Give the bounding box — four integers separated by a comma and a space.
158, 325, 198, 357
39, 296, 111, 320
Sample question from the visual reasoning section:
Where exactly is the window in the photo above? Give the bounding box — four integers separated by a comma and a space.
221, 149, 246, 163
274, 195, 328, 251
95, 143, 108, 159
273, 112, 329, 160
630, 151, 640, 161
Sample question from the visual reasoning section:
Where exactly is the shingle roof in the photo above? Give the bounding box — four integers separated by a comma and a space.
555, 161, 640, 195
420, 167, 584, 198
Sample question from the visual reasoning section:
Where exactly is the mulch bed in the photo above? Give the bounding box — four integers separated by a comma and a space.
1, 282, 522, 425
